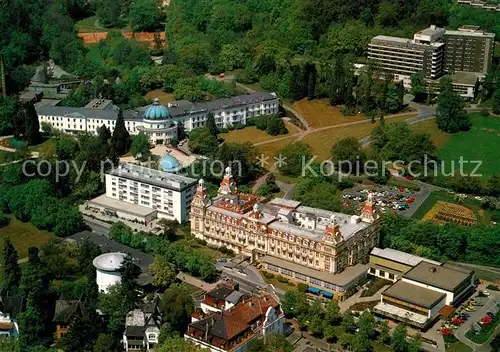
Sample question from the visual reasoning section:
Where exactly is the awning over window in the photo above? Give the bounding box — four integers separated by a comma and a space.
321, 290, 333, 298
308, 287, 320, 294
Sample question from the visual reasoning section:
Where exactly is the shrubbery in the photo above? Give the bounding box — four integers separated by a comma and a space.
109, 222, 218, 282
247, 114, 288, 136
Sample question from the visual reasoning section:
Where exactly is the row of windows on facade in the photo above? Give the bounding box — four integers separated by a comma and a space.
265, 264, 346, 292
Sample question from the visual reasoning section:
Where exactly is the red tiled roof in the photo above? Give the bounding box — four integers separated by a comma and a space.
189, 294, 280, 342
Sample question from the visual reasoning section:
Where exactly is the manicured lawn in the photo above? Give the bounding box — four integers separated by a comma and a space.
438, 114, 500, 177
292, 99, 366, 128
144, 89, 175, 105
0, 150, 17, 163
75, 15, 130, 33
255, 136, 298, 167
222, 125, 298, 145
0, 216, 54, 258
446, 341, 472, 352
301, 114, 413, 160
372, 342, 392, 352
410, 119, 451, 149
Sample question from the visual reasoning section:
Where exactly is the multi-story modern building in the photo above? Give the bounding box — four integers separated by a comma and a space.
190, 168, 380, 300
87, 163, 197, 224
36, 92, 279, 145
367, 25, 495, 92
444, 25, 495, 74
373, 261, 475, 329
368, 26, 446, 82
185, 294, 284, 352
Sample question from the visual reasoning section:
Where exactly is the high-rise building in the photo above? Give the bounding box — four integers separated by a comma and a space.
444, 25, 495, 74
368, 26, 445, 81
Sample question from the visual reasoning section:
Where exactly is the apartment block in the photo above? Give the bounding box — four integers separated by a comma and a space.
368, 26, 445, 80
87, 163, 197, 224
444, 25, 495, 74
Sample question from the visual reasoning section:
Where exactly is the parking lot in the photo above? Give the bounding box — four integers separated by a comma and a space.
342, 184, 420, 214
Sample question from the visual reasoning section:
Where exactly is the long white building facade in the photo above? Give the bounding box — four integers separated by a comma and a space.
36, 92, 279, 145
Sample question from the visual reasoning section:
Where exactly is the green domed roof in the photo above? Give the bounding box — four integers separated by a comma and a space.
144, 98, 169, 120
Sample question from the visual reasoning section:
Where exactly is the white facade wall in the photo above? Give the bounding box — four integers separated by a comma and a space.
369, 267, 399, 282
429, 297, 447, 318
105, 174, 195, 223
38, 96, 279, 138
96, 268, 122, 293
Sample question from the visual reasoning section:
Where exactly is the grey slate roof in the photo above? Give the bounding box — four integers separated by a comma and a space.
0, 297, 25, 319
53, 300, 81, 323
167, 92, 277, 117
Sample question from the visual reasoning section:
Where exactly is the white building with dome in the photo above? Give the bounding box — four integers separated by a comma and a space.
93, 252, 127, 293
35, 92, 278, 145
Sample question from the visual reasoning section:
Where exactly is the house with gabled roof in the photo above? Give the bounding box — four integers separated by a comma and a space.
0, 296, 25, 338
185, 294, 284, 352
123, 297, 163, 351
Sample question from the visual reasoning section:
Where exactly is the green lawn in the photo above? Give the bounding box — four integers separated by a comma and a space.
0, 216, 54, 258
438, 114, 500, 177
446, 342, 472, 352
74, 15, 130, 33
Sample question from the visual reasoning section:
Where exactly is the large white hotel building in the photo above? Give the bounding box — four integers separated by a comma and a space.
36, 92, 279, 145
86, 163, 197, 224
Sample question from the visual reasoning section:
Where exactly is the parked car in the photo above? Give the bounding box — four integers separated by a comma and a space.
487, 312, 495, 318
465, 306, 476, 312
483, 290, 490, 296
452, 317, 465, 325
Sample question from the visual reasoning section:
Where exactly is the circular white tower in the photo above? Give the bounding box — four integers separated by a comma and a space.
93, 252, 126, 293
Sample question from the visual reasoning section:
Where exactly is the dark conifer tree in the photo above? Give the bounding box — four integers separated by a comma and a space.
1, 238, 21, 295
111, 110, 131, 155
24, 103, 41, 145
206, 112, 218, 136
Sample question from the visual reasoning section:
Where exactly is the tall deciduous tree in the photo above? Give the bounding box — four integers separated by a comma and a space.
436, 79, 471, 133
391, 324, 408, 352
331, 137, 366, 174
111, 110, 131, 155
160, 284, 194, 334
129, 0, 162, 31
1, 238, 21, 295
131, 132, 151, 160
277, 141, 313, 176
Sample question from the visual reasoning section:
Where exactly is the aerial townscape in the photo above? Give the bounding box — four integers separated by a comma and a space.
1, 0, 500, 352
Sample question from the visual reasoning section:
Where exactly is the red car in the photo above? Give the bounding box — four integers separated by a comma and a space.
452, 317, 465, 325
407, 197, 415, 203
441, 328, 453, 336
219, 73, 225, 78
480, 316, 492, 325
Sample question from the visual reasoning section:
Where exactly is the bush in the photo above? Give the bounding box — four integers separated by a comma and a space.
218, 245, 234, 256
262, 271, 275, 279
9, 138, 28, 149
277, 275, 289, 284
297, 283, 308, 292
0, 212, 9, 228
196, 238, 208, 246
487, 284, 500, 291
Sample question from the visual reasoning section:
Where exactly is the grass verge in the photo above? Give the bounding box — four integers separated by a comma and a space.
0, 216, 54, 258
